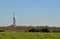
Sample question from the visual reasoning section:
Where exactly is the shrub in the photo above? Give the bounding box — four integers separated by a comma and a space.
40, 27, 50, 32
28, 26, 50, 32
29, 28, 37, 32
0, 30, 4, 32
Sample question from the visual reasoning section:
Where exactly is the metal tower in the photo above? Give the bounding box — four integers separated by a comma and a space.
13, 12, 16, 27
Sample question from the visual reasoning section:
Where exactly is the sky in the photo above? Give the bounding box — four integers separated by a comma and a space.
0, 0, 60, 27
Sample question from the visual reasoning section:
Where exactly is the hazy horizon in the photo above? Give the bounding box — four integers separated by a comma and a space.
0, 0, 60, 27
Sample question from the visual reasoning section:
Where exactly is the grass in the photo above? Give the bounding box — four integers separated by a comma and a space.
0, 32, 60, 39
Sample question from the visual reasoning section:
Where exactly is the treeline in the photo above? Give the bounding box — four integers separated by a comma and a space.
28, 27, 49, 32
0, 26, 60, 32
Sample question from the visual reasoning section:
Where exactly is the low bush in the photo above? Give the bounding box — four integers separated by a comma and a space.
29, 28, 37, 32
0, 30, 4, 32
28, 27, 50, 32
40, 28, 50, 32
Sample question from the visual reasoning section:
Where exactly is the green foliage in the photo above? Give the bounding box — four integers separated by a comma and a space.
0, 30, 4, 32
53, 30, 60, 32
28, 27, 50, 32
40, 27, 50, 32
0, 32, 60, 39
29, 28, 37, 32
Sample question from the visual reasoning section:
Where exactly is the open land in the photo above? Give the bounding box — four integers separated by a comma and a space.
0, 32, 60, 39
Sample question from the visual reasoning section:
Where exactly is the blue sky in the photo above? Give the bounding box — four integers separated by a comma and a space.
0, 0, 60, 27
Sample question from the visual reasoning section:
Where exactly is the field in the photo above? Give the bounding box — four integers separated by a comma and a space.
0, 32, 60, 39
